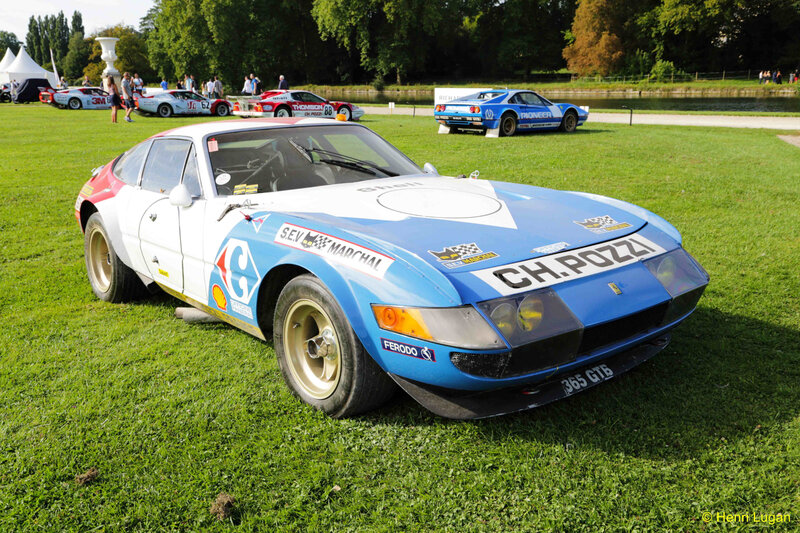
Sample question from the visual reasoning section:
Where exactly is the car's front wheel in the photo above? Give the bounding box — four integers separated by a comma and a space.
68, 98, 81, 110
158, 103, 173, 117
84, 213, 143, 302
337, 106, 351, 121
273, 274, 395, 417
560, 110, 578, 133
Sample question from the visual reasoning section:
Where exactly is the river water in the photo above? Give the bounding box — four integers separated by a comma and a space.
333, 91, 800, 112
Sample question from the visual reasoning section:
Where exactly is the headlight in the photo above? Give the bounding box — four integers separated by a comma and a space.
372, 304, 505, 350
477, 288, 583, 348
644, 248, 709, 324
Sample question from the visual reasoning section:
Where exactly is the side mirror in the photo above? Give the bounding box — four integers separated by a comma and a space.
169, 183, 193, 207
422, 162, 439, 175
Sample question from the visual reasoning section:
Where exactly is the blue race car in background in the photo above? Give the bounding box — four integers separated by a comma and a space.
434, 89, 588, 137
76, 118, 707, 420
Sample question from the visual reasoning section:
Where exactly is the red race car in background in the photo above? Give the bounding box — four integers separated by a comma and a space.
232, 89, 364, 121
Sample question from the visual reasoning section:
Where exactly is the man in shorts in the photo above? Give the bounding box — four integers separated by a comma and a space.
121, 72, 135, 123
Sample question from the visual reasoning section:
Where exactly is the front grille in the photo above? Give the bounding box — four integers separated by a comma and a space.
578, 303, 669, 355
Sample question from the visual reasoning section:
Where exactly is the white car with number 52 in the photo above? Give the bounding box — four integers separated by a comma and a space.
135, 90, 232, 118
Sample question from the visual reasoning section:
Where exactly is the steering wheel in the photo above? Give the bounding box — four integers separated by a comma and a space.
239, 151, 285, 188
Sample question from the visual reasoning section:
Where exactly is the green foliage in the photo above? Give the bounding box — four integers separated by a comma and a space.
70, 11, 84, 36
648, 59, 689, 81
0, 106, 799, 529
83, 26, 155, 84
63, 33, 90, 80
0, 31, 20, 53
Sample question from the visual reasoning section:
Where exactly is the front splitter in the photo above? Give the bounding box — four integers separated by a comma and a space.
388, 335, 670, 420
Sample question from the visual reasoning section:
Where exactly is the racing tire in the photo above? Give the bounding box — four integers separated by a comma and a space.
274, 106, 292, 118
157, 103, 173, 118
560, 110, 578, 133
68, 98, 82, 110
274, 274, 395, 417
215, 103, 230, 117
500, 112, 517, 137
337, 106, 352, 121
0, 93, 10, 103
84, 213, 144, 303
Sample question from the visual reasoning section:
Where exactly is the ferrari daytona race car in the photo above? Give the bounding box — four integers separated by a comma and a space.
435, 89, 588, 137
232, 90, 363, 121
75, 117, 708, 419
134, 90, 232, 117
39, 87, 113, 109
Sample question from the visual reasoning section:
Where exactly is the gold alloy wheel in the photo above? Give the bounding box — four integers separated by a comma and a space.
88, 227, 112, 293
565, 113, 577, 131
283, 299, 342, 399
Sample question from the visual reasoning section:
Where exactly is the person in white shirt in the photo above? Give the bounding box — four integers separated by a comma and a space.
207, 79, 215, 98
133, 73, 143, 94
242, 75, 252, 95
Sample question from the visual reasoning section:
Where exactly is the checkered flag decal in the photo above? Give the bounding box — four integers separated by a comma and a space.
450, 243, 482, 257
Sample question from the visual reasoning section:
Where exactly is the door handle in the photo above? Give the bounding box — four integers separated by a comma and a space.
151, 256, 159, 263
149, 213, 157, 221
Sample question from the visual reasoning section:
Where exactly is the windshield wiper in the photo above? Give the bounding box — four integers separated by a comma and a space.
217, 199, 257, 221
288, 141, 398, 177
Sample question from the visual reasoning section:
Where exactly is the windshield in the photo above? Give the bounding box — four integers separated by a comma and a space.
206, 124, 421, 196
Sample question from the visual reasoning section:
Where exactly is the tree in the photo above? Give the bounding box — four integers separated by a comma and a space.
0, 31, 20, 52
26, 17, 41, 64
71, 11, 84, 36
63, 32, 90, 80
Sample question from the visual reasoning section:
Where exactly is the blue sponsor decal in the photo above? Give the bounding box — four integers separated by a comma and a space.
381, 338, 435, 362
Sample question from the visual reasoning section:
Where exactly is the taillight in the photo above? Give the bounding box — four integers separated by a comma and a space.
254, 104, 263, 112
470, 106, 481, 113
233, 103, 240, 111
435, 104, 445, 112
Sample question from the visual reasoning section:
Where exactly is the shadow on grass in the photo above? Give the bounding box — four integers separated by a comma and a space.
373, 306, 800, 460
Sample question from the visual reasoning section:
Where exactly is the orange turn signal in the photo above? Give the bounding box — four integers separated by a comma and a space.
372, 305, 433, 340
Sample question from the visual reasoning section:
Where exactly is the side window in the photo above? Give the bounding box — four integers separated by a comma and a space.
182, 145, 202, 197
509, 94, 523, 104
141, 139, 192, 194
113, 141, 151, 185
522, 92, 545, 106
304, 93, 325, 103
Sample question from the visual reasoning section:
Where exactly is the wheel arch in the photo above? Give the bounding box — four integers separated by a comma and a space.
79, 200, 98, 232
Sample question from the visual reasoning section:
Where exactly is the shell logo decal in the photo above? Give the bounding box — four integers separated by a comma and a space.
212, 284, 227, 310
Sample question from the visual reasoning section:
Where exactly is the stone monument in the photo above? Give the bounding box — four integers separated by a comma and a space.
95, 37, 120, 91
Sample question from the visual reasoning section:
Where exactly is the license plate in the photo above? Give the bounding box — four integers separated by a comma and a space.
560, 363, 614, 396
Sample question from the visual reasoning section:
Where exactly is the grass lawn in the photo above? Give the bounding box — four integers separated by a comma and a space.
0, 104, 798, 531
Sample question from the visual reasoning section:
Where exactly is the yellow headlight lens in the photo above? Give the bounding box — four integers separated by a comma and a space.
517, 295, 543, 332
489, 302, 516, 337
656, 256, 676, 286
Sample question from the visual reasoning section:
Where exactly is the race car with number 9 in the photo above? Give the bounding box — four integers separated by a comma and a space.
74, 117, 708, 419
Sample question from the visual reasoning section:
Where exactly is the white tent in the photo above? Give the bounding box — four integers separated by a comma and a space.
5, 46, 57, 87
0, 48, 17, 84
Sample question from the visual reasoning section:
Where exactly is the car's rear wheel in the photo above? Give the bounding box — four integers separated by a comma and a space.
275, 105, 292, 118
274, 274, 395, 417
500, 112, 517, 137
158, 103, 173, 118
215, 103, 230, 116
337, 106, 351, 121
560, 110, 578, 133
84, 213, 143, 302
68, 98, 81, 110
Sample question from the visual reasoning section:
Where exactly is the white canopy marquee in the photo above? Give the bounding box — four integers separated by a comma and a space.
2, 46, 57, 87
0, 48, 17, 84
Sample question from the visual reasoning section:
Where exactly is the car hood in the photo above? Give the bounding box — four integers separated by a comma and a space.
246, 175, 646, 273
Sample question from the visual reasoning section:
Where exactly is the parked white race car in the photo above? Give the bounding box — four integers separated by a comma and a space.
135, 90, 232, 118
39, 87, 113, 109
232, 90, 364, 121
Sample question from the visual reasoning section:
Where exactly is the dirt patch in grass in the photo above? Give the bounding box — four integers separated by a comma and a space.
210, 493, 236, 521
75, 467, 99, 486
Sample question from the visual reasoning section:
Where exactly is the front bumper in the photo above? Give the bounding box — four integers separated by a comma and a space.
389, 335, 670, 419
233, 110, 268, 118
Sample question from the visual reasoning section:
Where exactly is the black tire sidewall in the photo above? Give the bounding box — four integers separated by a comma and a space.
69, 98, 81, 110
273, 275, 360, 416
275, 106, 291, 118
217, 104, 229, 116
501, 114, 516, 136
158, 104, 171, 117
339, 106, 351, 120
563, 111, 577, 132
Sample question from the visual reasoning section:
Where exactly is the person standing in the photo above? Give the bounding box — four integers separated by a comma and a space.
241, 75, 251, 95
82, 75, 91, 87
108, 75, 121, 123
160, 78, 168, 90
278, 75, 288, 90
133, 73, 143, 94
213, 76, 223, 99
190, 75, 198, 93
121, 72, 135, 123
184, 75, 192, 92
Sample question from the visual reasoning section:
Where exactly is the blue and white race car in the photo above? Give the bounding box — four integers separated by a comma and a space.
434, 89, 589, 137
75, 117, 708, 419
